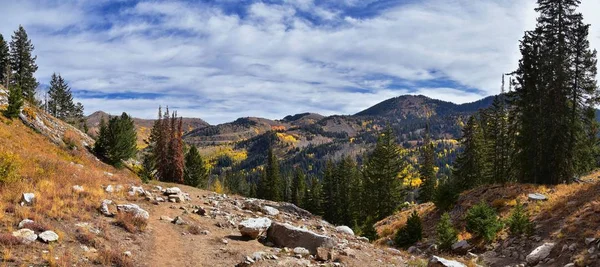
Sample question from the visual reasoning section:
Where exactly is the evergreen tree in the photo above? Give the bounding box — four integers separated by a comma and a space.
184, 146, 208, 188
512, 0, 599, 184
306, 176, 323, 216
418, 124, 436, 202
4, 84, 23, 119
9, 26, 38, 103
94, 113, 137, 166
321, 159, 339, 223
480, 93, 512, 184
436, 212, 458, 251
47, 73, 75, 119
168, 115, 184, 183
262, 146, 282, 201
363, 126, 406, 222
394, 210, 423, 248
291, 168, 306, 207
0, 34, 9, 85
336, 156, 356, 226
452, 116, 486, 191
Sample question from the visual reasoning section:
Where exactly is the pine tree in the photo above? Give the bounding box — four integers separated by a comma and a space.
4, 84, 23, 119
321, 159, 339, 223
9, 26, 38, 103
363, 126, 406, 222
184, 146, 208, 188
336, 156, 356, 226
291, 168, 306, 207
512, 0, 599, 184
452, 116, 486, 191
47, 73, 75, 119
394, 210, 423, 248
306, 176, 323, 216
418, 124, 436, 202
480, 93, 512, 184
262, 146, 282, 201
94, 113, 137, 166
0, 34, 9, 85
436, 212, 458, 251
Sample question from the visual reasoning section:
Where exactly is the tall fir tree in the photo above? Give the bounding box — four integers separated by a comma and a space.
94, 113, 137, 166
362, 126, 406, 222
184, 145, 208, 188
47, 73, 75, 120
418, 124, 436, 202
306, 176, 323, 216
452, 116, 486, 191
291, 168, 306, 207
262, 146, 282, 201
9, 26, 38, 103
0, 34, 9, 85
512, 0, 599, 184
321, 159, 339, 223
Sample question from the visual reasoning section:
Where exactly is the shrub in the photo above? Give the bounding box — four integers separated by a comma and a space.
433, 178, 459, 211
115, 212, 148, 233
507, 200, 533, 236
96, 249, 133, 267
465, 202, 503, 242
395, 210, 423, 248
62, 130, 79, 150
436, 212, 458, 251
0, 151, 21, 184
21, 221, 50, 232
0, 233, 20, 246
76, 229, 99, 248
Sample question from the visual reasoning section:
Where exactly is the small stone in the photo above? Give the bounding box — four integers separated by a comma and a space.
72, 185, 84, 193
293, 247, 310, 256
252, 251, 266, 261
428, 256, 466, 267
128, 186, 145, 196
22, 193, 35, 206
526, 243, 555, 265
200, 230, 210, 235
39, 231, 59, 243
221, 239, 229, 244
262, 206, 280, 216
105, 185, 114, 193
341, 248, 356, 258
160, 216, 173, 221
585, 237, 596, 246
100, 199, 114, 217
164, 187, 182, 195
116, 204, 150, 219
569, 243, 577, 251
172, 216, 185, 225
123, 251, 132, 257
528, 193, 548, 201
335, 225, 354, 236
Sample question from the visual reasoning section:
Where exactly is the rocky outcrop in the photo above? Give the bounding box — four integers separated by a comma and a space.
266, 222, 335, 255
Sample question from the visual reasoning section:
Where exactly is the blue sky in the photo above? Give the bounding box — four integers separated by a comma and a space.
1, 0, 599, 124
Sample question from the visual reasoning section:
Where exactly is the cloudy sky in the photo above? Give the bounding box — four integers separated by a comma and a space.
1, 0, 599, 124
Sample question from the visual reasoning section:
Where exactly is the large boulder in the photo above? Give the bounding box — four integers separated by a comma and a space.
266, 222, 335, 255
12, 229, 38, 244
428, 256, 466, 267
262, 206, 280, 216
239, 218, 272, 239
526, 243, 555, 265
39, 231, 59, 243
116, 204, 150, 220
164, 187, 182, 195
335, 225, 354, 236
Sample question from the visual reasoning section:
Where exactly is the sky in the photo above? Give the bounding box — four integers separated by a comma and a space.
0, 0, 599, 124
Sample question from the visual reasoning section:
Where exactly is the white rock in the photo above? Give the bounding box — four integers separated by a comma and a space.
585, 237, 596, 245
526, 243, 555, 265
335, 225, 354, 236
128, 186, 145, 196
104, 172, 113, 177
528, 193, 548, 201
238, 217, 272, 239
18, 219, 34, 229
123, 251, 132, 257
293, 247, 311, 256
12, 229, 38, 244
72, 185, 84, 193
160, 216, 174, 221
100, 199, 114, 216
164, 187, 182, 195
262, 206, 280, 216
105, 185, 114, 193
22, 193, 35, 206
429, 256, 467, 267
116, 204, 150, 220
39, 231, 59, 243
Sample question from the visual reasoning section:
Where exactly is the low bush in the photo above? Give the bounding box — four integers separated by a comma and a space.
395, 210, 423, 248
76, 229, 99, 248
507, 200, 533, 236
0, 233, 20, 246
115, 212, 147, 233
95, 249, 133, 267
465, 201, 503, 242
0, 151, 21, 184
21, 221, 50, 233
436, 212, 458, 251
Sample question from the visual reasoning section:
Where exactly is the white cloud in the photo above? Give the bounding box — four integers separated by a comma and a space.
0, 0, 598, 124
